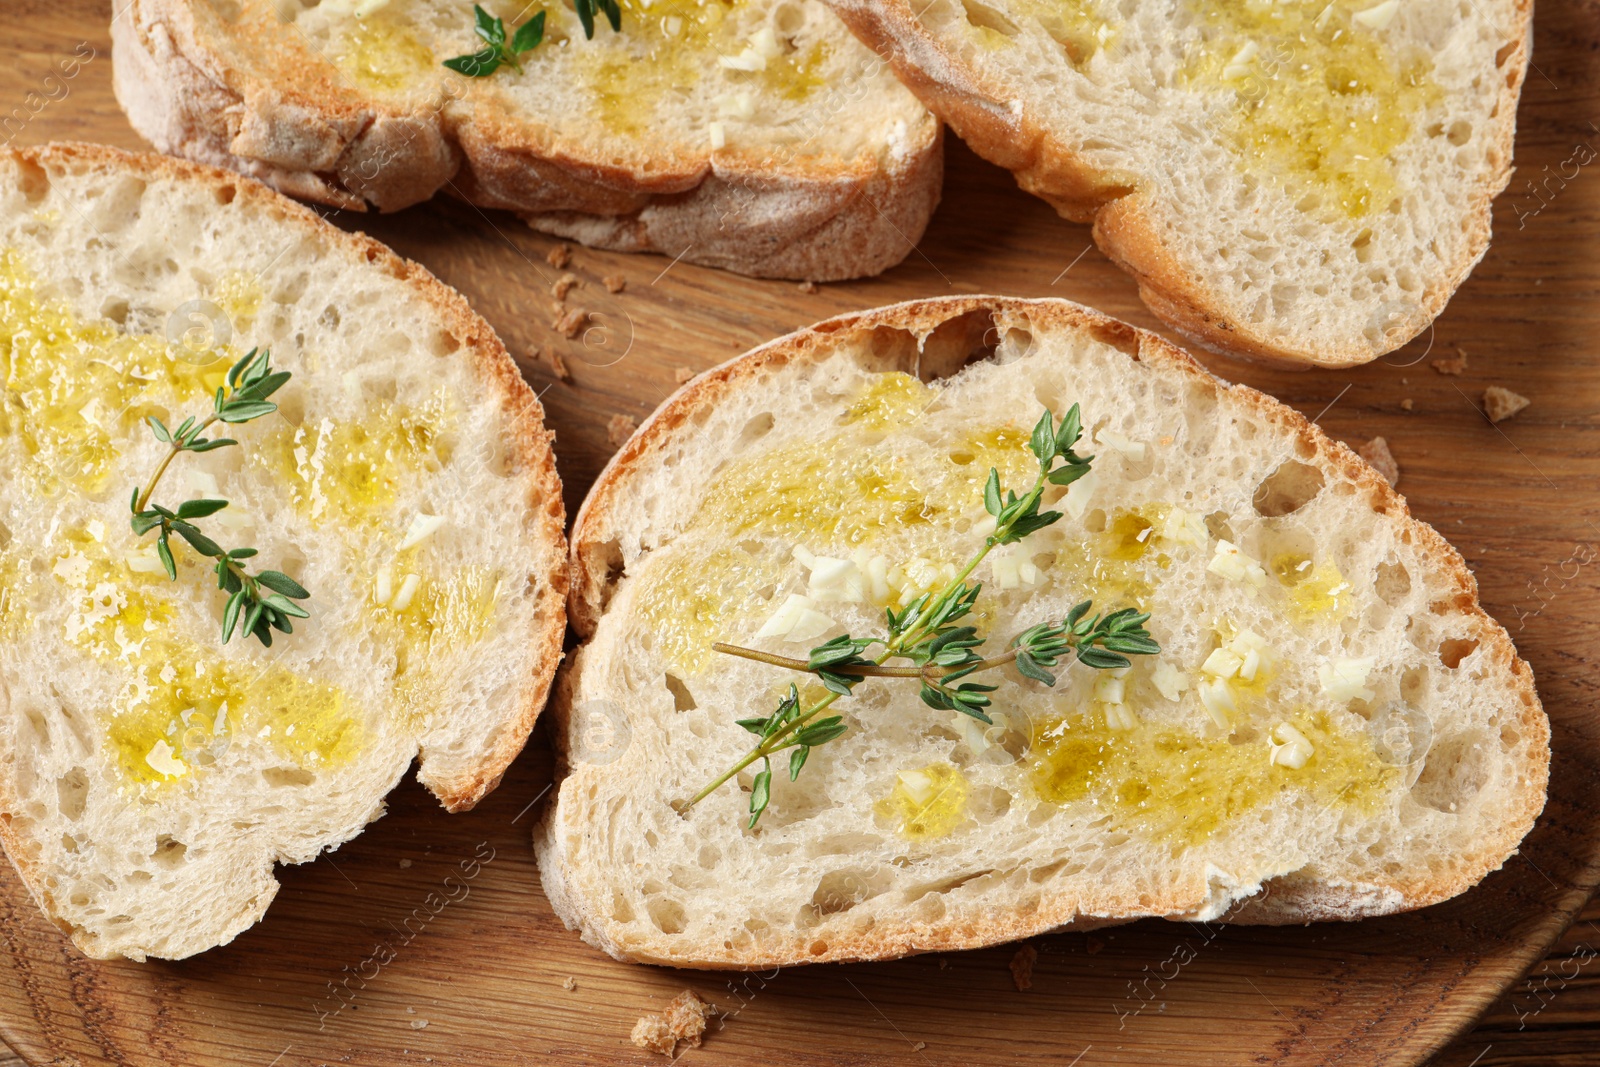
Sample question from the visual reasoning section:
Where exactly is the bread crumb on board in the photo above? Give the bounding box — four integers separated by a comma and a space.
553, 273, 580, 301
562, 976, 577, 992
798, 280, 819, 294
1400, 398, 1414, 412
554, 307, 588, 338
1484, 385, 1531, 423
542, 346, 571, 382
1432, 348, 1468, 375
604, 273, 627, 293
1357, 437, 1400, 487
547, 244, 572, 269
631, 991, 714, 1056
1010, 943, 1038, 991
674, 366, 695, 385
913, 1041, 927, 1051
608, 414, 639, 448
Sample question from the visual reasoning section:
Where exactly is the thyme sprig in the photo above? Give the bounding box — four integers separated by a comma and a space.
128, 347, 311, 648
443, 0, 620, 78
689, 405, 1161, 828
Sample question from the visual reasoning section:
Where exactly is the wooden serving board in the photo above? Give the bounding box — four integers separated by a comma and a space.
2, 3, 1599, 1065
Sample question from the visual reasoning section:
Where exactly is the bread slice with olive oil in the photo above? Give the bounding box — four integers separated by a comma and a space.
0, 143, 567, 961
537, 296, 1546, 967
821, 0, 1529, 366
111, 0, 943, 281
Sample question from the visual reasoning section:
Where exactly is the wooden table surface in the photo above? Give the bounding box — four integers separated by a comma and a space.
2, 1, 1600, 1064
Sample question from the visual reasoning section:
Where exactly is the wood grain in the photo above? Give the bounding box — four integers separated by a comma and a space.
0, 2, 1597, 1065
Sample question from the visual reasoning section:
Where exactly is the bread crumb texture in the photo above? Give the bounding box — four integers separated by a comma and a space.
608, 413, 640, 448
0, 145, 564, 961
631, 991, 715, 1056
1483, 385, 1530, 423
540, 298, 1546, 968
825, 0, 1527, 363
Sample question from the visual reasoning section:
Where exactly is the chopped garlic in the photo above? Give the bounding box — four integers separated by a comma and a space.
125, 547, 166, 575
1095, 428, 1146, 461
794, 547, 865, 603
1201, 645, 1245, 680
952, 711, 991, 755
662, 15, 682, 35
851, 549, 892, 604
715, 92, 755, 120
708, 122, 727, 150
1207, 539, 1268, 589
719, 47, 767, 71
399, 513, 446, 551
146, 740, 187, 778
1270, 723, 1316, 769
1353, 0, 1399, 31
391, 573, 422, 613
1319, 656, 1377, 703
896, 768, 935, 806
1198, 678, 1237, 728
374, 564, 394, 607
755, 593, 835, 643
1152, 661, 1189, 702
1238, 647, 1262, 683
1223, 40, 1259, 79
989, 543, 1043, 590
1093, 673, 1126, 705
85, 519, 106, 542
185, 469, 220, 497
1104, 703, 1137, 731
749, 25, 783, 58
1157, 506, 1208, 548
1062, 466, 1099, 520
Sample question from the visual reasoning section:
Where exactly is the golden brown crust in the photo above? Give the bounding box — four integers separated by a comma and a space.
1, 141, 568, 816
822, 0, 1533, 367
112, 0, 944, 281
558, 295, 1548, 964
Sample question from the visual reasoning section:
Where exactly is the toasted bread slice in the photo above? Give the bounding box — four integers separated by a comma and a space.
537, 296, 1547, 968
111, 0, 943, 281
823, 0, 1529, 366
0, 143, 567, 960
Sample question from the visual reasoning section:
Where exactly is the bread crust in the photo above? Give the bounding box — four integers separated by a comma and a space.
0, 138, 568, 939
822, 0, 1533, 367
549, 295, 1549, 967
111, 0, 945, 282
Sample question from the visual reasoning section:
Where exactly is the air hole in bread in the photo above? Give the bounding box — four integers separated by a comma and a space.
1495, 40, 1518, 67
697, 844, 721, 870
969, 785, 1012, 821
917, 309, 998, 380
56, 767, 88, 821
16, 158, 49, 203
808, 939, 830, 955
959, 0, 1020, 35
21, 704, 50, 749
1375, 561, 1412, 605
272, 272, 311, 304
98, 296, 130, 324
1204, 510, 1234, 542
1088, 319, 1140, 358
214, 184, 238, 205
1400, 667, 1429, 705
1411, 731, 1487, 812
1437, 637, 1478, 669
152, 835, 187, 869
1252, 459, 1325, 517
262, 766, 315, 788
1447, 121, 1473, 146
665, 674, 697, 712
646, 896, 688, 934
810, 866, 891, 917
1083, 508, 1107, 533
772, 0, 805, 34
611, 890, 635, 923
738, 412, 775, 447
